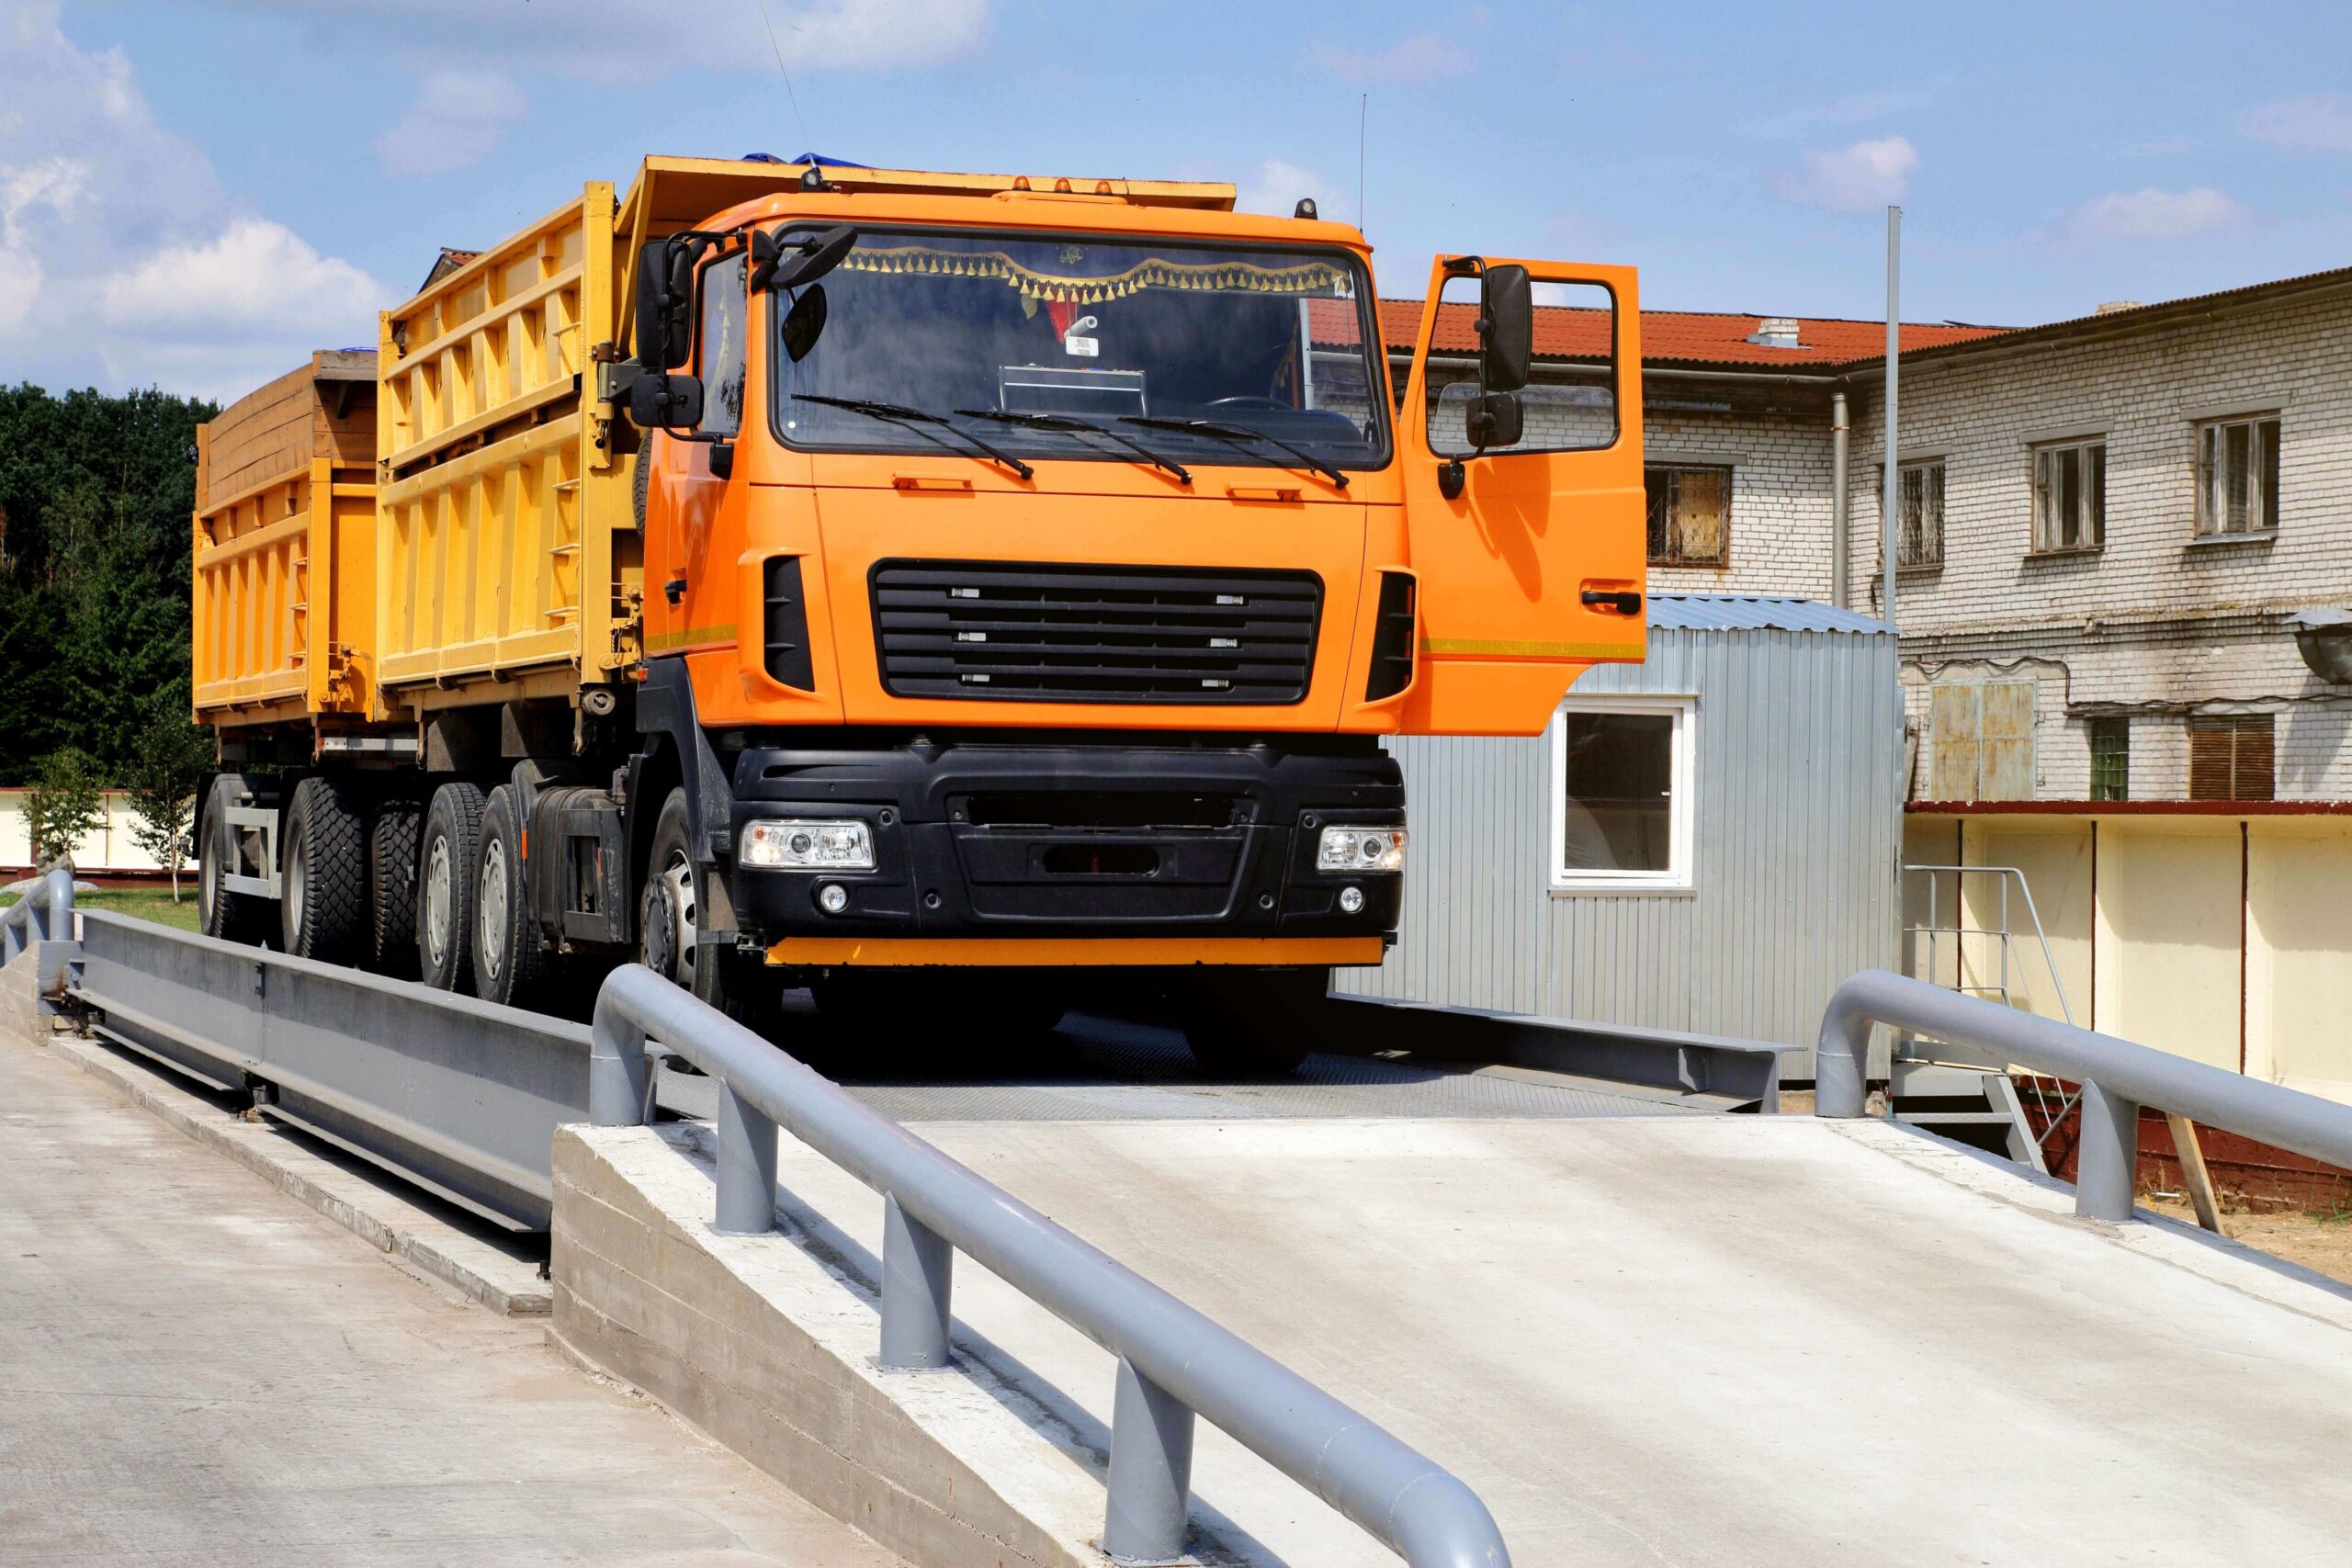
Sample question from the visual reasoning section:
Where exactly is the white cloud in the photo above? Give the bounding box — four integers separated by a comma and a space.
2064, 186, 2249, 240
2240, 94, 2352, 154
1237, 159, 1351, 224
1775, 136, 1918, 209
375, 69, 525, 179
1310, 31, 1473, 83
1744, 88, 1928, 141
0, 1, 388, 398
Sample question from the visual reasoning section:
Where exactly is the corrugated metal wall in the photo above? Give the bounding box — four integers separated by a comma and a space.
1339, 624, 1902, 1070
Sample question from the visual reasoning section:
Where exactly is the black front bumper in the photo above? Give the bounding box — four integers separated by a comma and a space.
723, 736, 1404, 946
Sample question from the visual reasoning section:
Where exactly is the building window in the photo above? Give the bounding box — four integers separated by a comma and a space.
2088, 717, 2129, 802
1883, 458, 1944, 569
1645, 465, 1730, 567
2194, 415, 2279, 536
2188, 714, 2275, 802
1552, 695, 1694, 892
2032, 439, 2106, 552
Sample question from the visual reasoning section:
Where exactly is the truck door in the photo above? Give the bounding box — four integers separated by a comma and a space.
1395, 257, 1645, 738
645, 249, 749, 659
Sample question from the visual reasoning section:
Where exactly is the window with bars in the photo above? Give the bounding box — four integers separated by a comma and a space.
2187, 714, 2274, 802
1882, 458, 1944, 569
1645, 465, 1730, 567
2088, 716, 2129, 802
2194, 415, 2279, 536
2032, 439, 2106, 552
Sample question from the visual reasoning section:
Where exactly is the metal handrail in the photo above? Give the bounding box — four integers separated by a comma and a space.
1817, 969, 2352, 1223
1903, 864, 2072, 1025
2, 867, 77, 998
587, 963, 1510, 1568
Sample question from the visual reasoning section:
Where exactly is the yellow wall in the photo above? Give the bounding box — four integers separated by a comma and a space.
1910, 810, 2352, 1105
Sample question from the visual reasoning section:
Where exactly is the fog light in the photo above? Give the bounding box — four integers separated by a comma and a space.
1316, 825, 1406, 874
816, 883, 850, 914
741, 817, 876, 870
1339, 886, 1365, 914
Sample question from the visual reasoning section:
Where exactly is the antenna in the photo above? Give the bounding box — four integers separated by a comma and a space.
753, 0, 816, 155
1357, 93, 1367, 227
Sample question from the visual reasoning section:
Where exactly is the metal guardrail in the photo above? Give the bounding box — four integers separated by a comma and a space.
2, 867, 77, 1006
587, 963, 1512, 1568
72, 911, 589, 1228
1816, 969, 2352, 1223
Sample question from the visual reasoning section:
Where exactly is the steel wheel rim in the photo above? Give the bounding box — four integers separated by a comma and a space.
478, 836, 507, 983
199, 821, 219, 926
285, 840, 307, 942
662, 851, 696, 985
424, 836, 452, 967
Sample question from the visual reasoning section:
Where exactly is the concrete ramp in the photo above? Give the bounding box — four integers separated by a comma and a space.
559, 1111, 2352, 1567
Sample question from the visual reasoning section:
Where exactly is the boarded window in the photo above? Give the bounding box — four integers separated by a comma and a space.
2194, 415, 2279, 536
1883, 458, 1944, 568
2088, 717, 2129, 802
1645, 465, 1730, 566
2032, 439, 2106, 551
1928, 680, 2035, 801
2188, 715, 2274, 802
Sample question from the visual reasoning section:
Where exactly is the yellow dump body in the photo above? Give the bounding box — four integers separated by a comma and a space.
191, 351, 378, 728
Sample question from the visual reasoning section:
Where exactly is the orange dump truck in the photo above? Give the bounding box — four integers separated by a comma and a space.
192, 156, 1645, 1066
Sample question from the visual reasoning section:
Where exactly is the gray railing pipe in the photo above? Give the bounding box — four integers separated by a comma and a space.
587, 963, 1509, 1568
1818, 968, 2352, 1222
2, 866, 77, 998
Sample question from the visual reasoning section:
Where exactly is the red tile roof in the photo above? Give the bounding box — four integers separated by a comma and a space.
1313, 298, 2009, 369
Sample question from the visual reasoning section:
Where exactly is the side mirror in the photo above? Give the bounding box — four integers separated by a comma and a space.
634, 241, 694, 369
771, 224, 858, 293
780, 283, 828, 363
1464, 390, 1523, 451
627, 371, 704, 430
1478, 264, 1533, 394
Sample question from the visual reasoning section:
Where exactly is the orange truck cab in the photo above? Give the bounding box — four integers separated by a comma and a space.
192, 157, 1644, 1069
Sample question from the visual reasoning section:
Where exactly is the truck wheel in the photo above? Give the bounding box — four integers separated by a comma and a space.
416, 782, 486, 991
472, 785, 546, 1007
1177, 968, 1326, 1078
367, 799, 422, 978
280, 776, 368, 964
198, 776, 264, 943
639, 788, 776, 1030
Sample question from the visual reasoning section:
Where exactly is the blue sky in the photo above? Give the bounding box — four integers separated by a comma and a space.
8, 0, 2352, 400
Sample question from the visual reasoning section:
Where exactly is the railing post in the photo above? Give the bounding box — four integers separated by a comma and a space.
1103, 1357, 1194, 1565
2075, 1079, 2140, 1224
713, 1081, 778, 1235
587, 1006, 650, 1127
878, 1193, 953, 1369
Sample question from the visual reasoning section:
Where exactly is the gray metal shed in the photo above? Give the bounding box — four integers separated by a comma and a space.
1338, 595, 1900, 1074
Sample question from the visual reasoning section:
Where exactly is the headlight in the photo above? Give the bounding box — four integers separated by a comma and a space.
1317, 825, 1406, 874
741, 818, 876, 871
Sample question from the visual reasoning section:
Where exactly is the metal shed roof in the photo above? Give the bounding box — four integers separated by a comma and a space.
1647, 595, 1894, 636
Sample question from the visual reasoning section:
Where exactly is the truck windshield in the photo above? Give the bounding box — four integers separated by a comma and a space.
770, 226, 1388, 473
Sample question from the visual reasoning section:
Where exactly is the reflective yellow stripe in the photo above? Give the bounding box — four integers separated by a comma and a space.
645, 622, 737, 652
1419, 636, 1631, 660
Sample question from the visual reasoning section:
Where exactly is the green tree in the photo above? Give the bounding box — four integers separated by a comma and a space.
126, 693, 212, 901
20, 747, 106, 868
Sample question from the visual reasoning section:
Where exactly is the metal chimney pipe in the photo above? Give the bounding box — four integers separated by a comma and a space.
1830, 389, 1850, 608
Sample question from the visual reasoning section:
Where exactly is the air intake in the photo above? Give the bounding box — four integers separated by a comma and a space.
1747, 316, 1804, 349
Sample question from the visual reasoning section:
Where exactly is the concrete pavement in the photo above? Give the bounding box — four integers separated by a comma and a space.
0, 1033, 901, 1567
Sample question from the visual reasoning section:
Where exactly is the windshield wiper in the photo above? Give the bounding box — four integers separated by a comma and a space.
791, 394, 1034, 480
954, 408, 1192, 486
1120, 415, 1348, 491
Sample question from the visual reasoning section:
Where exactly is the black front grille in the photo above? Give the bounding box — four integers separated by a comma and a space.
871, 560, 1321, 705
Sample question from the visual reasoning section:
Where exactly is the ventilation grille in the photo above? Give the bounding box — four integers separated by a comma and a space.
872, 561, 1321, 705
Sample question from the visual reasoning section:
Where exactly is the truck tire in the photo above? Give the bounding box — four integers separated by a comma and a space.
280, 776, 368, 964
198, 776, 264, 943
367, 799, 423, 978
639, 788, 776, 1030
1177, 968, 1325, 1078
416, 782, 486, 992
471, 784, 547, 1007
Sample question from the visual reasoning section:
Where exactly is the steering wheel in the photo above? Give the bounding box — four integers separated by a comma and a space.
1204, 396, 1292, 412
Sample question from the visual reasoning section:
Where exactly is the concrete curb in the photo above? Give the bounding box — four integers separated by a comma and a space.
46, 1031, 552, 1316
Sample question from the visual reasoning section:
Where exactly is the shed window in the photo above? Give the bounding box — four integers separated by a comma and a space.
2194, 415, 2278, 536
2032, 439, 2105, 552
2088, 717, 2129, 802
1645, 465, 1730, 567
1553, 695, 1694, 892
2188, 714, 2274, 802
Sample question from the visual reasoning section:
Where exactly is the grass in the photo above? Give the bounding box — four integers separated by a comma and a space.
0, 885, 202, 932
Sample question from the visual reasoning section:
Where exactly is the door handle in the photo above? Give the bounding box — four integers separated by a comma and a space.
1581, 589, 1642, 616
